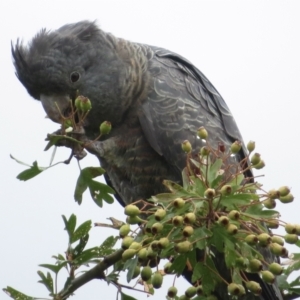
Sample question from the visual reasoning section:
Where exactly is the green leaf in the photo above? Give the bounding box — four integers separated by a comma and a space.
99, 236, 119, 256
126, 256, 139, 283
73, 247, 99, 265
120, 292, 138, 300
3, 287, 35, 300
207, 158, 223, 184
71, 220, 92, 243
163, 180, 191, 197
170, 254, 189, 275
227, 173, 245, 187
220, 193, 256, 209
191, 227, 211, 250
37, 271, 53, 295
16, 161, 45, 181
39, 262, 67, 274
62, 214, 77, 242
73, 234, 89, 257
44, 133, 83, 151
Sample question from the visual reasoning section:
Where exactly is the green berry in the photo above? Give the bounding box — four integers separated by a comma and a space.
285, 223, 297, 234
173, 197, 185, 208
79, 96, 92, 112
246, 281, 262, 296
197, 126, 208, 139
268, 189, 280, 200
158, 237, 170, 249
278, 186, 290, 197
151, 222, 163, 234
250, 153, 261, 165
184, 212, 196, 224
204, 188, 216, 198
220, 185, 232, 195
226, 223, 238, 235
218, 216, 230, 227
172, 216, 183, 226
230, 140, 242, 154
181, 140, 192, 153
228, 210, 240, 220
284, 234, 298, 244
279, 193, 294, 203
200, 146, 210, 156
141, 266, 152, 281
258, 233, 271, 247
167, 286, 178, 298
126, 215, 141, 224
119, 224, 130, 237
129, 242, 142, 251
137, 248, 147, 262
271, 236, 284, 246
183, 226, 194, 237
227, 283, 240, 296
253, 159, 265, 170
263, 198, 276, 209
122, 249, 136, 260
124, 204, 140, 217
261, 270, 275, 284
175, 241, 192, 253
164, 262, 173, 274
248, 259, 263, 272
185, 286, 197, 298
247, 141, 256, 152
245, 234, 258, 245
121, 236, 134, 249
154, 208, 166, 221
99, 121, 112, 135
269, 243, 285, 256
152, 272, 163, 289
269, 263, 283, 275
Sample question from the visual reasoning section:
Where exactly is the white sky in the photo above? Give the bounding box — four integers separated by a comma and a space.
1, 1, 300, 300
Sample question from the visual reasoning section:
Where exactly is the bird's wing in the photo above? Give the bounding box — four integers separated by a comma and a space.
139, 46, 247, 172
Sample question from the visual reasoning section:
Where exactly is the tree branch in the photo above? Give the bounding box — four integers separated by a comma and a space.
59, 249, 124, 299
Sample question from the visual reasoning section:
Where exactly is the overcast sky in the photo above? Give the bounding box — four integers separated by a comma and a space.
1, 1, 300, 300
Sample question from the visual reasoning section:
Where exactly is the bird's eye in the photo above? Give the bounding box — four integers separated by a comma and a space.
70, 71, 80, 83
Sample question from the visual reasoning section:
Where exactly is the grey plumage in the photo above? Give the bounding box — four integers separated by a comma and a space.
12, 21, 282, 299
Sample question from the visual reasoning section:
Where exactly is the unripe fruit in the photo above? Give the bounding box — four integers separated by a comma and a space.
126, 216, 141, 225
246, 281, 262, 295
271, 236, 284, 246
261, 270, 275, 284
141, 266, 152, 281
263, 198, 276, 209
124, 204, 140, 217
175, 241, 192, 253
269, 263, 283, 275
122, 249, 136, 260
247, 140, 256, 152
279, 193, 294, 203
227, 283, 240, 295
151, 222, 163, 234
253, 159, 265, 170
204, 188, 216, 198
158, 237, 170, 249
200, 146, 210, 156
296, 225, 300, 235
146, 247, 157, 260
284, 234, 298, 244
181, 140, 192, 153
230, 140, 242, 154
152, 272, 163, 289
266, 219, 279, 229
167, 286, 178, 298
64, 119, 72, 128
218, 216, 230, 227
80, 97, 92, 112
268, 189, 280, 200
173, 197, 185, 208
278, 186, 290, 197
269, 243, 285, 256
185, 286, 197, 298
154, 208, 166, 221
237, 284, 246, 296
258, 233, 271, 246
119, 224, 130, 237
220, 185, 232, 196
184, 212, 196, 224
226, 223, 238, 235
250, 153, 261, 165
74, 96, 82, 110
173, 216, 183, 226
122, 236, 134, 249
249, 259, 263, 272
245, 234, 258, 245
137, 248, 147, 262
228, 210, 240, 220
196, 285, 203, 295
99, 121, 112, 135
197, 126, 208, 139
183, 226, 194, 237
164, 262, 173, 274
132, 265, 140, 279
129, 242, 142, 251
150, 241, 159, 251
285, 223, 297, 234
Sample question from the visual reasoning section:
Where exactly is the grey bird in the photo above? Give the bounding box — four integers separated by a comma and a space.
12, 21, 283, 299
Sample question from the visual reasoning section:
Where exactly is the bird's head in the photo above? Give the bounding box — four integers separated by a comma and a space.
12, 21, 139, 133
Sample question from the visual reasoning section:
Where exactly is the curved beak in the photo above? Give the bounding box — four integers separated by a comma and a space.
40, 94, 71, 123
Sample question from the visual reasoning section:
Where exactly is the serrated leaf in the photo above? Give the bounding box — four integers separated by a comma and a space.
120, 292, 138, 300
73, 234, 89, 257
44, 134, 83, 151
15, 161, 45, 181
220, 193, 256, 209
98, 236, 119, 256
37, 271, 53, 294
170, 254, 189, 275
191, 227, 211, 250
71, 220, 92, 243
207, 158, 223, 184
39, 262, 67, 274
227, 173, 245, 187
3, 287, 35, 300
